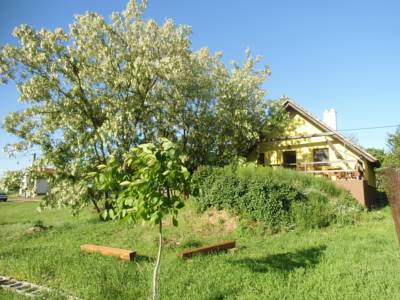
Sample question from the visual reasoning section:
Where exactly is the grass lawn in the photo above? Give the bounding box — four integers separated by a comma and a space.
0, 197, 399, 299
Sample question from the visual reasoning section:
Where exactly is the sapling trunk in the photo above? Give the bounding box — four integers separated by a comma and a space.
152, 220, 163, 300
91, 198, 101, 214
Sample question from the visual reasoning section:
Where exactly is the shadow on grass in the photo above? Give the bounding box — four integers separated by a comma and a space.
181, 240, 202, 249
369, 191, 388, 210
134, 254, 154, 263
207, 288, 240, 300
230, 245, 326, 273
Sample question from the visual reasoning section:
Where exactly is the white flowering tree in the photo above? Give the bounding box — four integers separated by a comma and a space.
0, 170, 23, 193
0, 0, 283, 213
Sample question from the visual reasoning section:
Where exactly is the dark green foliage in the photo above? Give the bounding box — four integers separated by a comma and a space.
367, 148, 387, 193
386, 127, 400, 168
291, 192, 333, 229
193, 164, 361, 230
240, 178, 304, 227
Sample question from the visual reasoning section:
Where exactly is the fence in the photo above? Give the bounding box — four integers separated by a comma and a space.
268, 160, 362, 180
383, 168, 400, 245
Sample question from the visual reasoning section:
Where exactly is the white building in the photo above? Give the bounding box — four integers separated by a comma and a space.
19, 169, 52, 197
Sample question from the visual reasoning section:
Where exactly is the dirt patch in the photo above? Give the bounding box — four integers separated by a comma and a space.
162, 237, 181, 247
202, 208, 237, 232
26, 223, 52, 234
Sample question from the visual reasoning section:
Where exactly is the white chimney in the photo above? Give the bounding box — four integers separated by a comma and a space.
323, 108, 337, 130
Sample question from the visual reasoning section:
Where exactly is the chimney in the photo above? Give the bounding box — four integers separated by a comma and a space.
323, 108, 337, 130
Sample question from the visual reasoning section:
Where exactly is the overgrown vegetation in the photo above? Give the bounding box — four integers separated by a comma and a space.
193, 164, 361, 231
363, 128, 400, 207
385, 126, 400, 169
367, 147, 387, 193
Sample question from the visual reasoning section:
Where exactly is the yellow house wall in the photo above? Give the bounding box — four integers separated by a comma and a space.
249, 111, 377, 187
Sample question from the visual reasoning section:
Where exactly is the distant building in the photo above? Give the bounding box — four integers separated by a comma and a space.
19, 168, 53, 197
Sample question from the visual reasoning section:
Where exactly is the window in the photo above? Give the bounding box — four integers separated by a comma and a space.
257, 153, 265, 165
283, 151, 296, 169
313, 148, 329, 163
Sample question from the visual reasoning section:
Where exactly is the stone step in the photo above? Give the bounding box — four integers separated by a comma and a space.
0, 275, 81, 299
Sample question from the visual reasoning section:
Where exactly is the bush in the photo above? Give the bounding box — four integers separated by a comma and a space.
291, 191, 333, 230
192, 164, 361, 231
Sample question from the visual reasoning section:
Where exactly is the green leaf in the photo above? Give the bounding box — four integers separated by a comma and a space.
132, 178, 146, 185
150, 212, 162, 224
86, 172, 98, 178
124, 198, 133, 206
120, 180, 131, 187
100, 210, 108, 220
175, 201, 184, 209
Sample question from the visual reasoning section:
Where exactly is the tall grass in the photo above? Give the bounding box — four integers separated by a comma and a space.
1, 199, 398, 299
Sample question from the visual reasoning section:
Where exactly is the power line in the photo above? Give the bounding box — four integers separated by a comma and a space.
336, 124, 400, 132
0, 123, 398, 159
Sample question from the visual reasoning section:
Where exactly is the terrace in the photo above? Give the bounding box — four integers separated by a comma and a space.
268, 159, 364, 181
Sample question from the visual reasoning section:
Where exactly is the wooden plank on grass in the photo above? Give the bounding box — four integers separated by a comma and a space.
177, 241, 236, 259
80, 244, 136, 261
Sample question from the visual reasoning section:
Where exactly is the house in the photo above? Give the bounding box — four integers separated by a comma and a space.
19, 168, 53, 197
248, 100, 380, 207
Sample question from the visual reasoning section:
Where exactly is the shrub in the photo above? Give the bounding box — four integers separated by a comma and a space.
291, 191, 333, 230
192, 164, 361, 231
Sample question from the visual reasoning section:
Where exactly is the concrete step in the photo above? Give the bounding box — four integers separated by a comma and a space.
0, 275, 81, 299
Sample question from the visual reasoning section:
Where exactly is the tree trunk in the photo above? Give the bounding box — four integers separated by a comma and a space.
152, 220, 163, 300
88, 190, 101, 214
91, 198, 101, 214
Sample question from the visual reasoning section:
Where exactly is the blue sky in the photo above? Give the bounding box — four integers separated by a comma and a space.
1, 0, 399, 174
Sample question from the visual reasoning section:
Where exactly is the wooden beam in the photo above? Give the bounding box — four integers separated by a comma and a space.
326, 140, 352, 169
80, 244, 136, 261
303, 169, 356, 174
177, 241, 236, 259
264, 132, 335, 142
268, 160, 358, 167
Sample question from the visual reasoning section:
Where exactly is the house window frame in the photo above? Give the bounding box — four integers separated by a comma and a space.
283, 150, 297, 169
313, 148, 330, 166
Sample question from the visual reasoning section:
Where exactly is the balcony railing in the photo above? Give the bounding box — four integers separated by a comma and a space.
268, 160, 363, 180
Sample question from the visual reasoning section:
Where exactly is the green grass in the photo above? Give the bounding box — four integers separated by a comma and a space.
0, 289, 27, 300
0, 197, 399, 299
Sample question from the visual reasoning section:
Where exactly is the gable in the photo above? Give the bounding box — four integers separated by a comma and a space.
284, 109, 327, 137
282, 100, 380, 167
